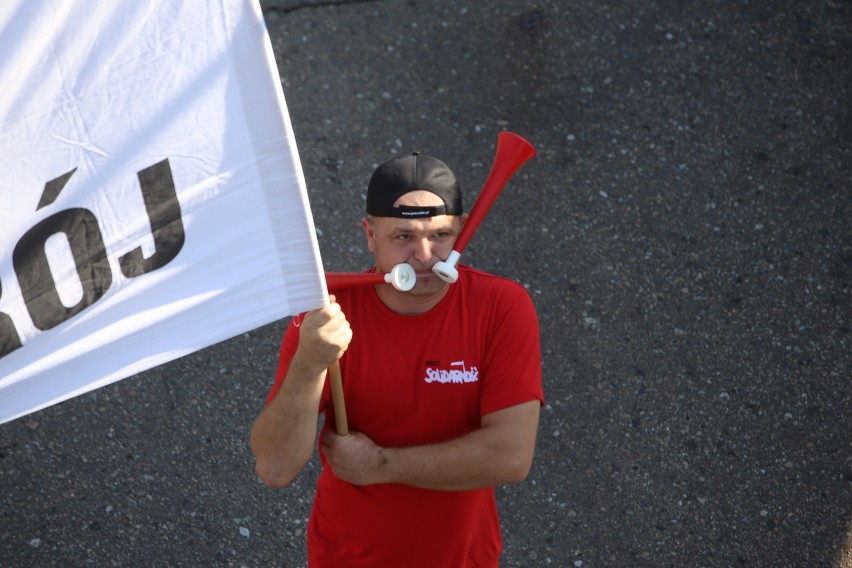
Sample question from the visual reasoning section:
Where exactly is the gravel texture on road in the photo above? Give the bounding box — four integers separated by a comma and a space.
2, 1, 850, 566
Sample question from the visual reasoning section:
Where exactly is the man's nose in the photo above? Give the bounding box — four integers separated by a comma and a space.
411, 238, 433, 263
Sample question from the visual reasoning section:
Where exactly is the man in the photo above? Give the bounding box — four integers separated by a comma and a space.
250, 151, 544, 567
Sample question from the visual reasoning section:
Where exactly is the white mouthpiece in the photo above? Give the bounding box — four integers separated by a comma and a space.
385, 263, 416, 291
431, 250, 462, 283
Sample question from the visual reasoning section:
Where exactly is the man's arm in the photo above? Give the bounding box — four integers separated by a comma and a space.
250, 298, 352, 489
320, 399, 540, 491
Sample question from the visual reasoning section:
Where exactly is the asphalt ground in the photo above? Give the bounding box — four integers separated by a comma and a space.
1, 1, 850, 566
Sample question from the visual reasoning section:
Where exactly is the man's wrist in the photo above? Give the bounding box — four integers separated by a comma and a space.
375, 446, 399, 485
288, 352, 331, 381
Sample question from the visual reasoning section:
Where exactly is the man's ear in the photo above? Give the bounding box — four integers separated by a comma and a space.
361, 217, 376, 253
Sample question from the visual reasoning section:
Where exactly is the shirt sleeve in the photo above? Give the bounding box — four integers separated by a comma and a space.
263, 316, 332, 415
479, 284, 544, 416
263, 318, 301, 406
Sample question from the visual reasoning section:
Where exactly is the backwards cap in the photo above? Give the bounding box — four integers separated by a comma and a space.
366, 152, 463, 218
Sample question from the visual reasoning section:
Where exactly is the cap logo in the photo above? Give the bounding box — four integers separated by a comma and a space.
396, 205, 448, 218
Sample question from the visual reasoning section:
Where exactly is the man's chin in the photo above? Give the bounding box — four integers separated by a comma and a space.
405, 270, 444, 294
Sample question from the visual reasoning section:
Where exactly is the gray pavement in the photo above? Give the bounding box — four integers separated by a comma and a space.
2, 1, 850, 566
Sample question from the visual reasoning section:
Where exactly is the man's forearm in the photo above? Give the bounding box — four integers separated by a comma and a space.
250, 362, 325, 488
322, 400, 540, 491
383, 428, 532, 490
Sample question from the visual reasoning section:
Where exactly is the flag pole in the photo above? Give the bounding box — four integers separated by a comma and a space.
328, 361, 349, 435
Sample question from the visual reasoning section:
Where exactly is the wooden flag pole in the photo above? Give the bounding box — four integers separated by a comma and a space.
328, 361, 349, 435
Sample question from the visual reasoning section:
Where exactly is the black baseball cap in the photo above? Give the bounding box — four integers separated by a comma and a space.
366, 152, 463, 218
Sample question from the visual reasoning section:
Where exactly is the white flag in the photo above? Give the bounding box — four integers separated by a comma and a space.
0, 0, 328, 424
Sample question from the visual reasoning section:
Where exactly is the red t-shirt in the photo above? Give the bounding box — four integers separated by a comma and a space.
266, 266, 544, 567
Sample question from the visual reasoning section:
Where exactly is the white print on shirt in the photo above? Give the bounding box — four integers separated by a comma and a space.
424, 360, 479, 384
